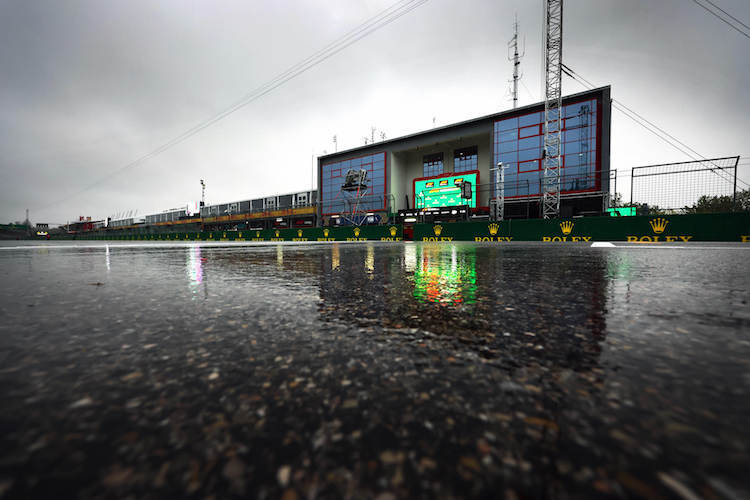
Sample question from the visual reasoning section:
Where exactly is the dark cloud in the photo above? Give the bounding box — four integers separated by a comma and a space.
0, 0, 748, 224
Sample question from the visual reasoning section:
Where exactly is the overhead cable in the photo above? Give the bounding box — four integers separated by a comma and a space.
690, 0, 750, 40
37, 0, 430, 211
562, 63, 748, 188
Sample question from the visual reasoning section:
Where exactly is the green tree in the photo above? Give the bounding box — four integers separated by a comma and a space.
609, 192, 666, 215
683, 188, 750, 213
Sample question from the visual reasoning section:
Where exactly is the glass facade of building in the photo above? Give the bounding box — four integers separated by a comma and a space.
454, 146, 478, 173
423, 153, 443, 177
145, 210, 187, 224
321, 152, 386, 215
492, 98, 599, 198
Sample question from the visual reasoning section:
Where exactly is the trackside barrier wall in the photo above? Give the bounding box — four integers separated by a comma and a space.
74, 225, 404, 242
412, 213, 750, 242
63, 213, 749, 242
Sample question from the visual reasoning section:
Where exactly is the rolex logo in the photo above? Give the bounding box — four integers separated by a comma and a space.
649, 217, 669, 234
560, 220, 574, 235
238, 232, 242, 238
256, 231, 260, 237
297, 229, 303, 237
353, 227, 361, 237
389, 226, 397, 237
323, 228, 330, 237
433, 225, 443, 237
275, 230, 280, 237
223, 232, 226, 238
488, 223, 500, 236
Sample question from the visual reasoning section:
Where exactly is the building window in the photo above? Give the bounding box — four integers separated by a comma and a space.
423, 153, 443, 177
493, 98, 599, 198
320, 152, 386, 215
454, 146, 478, 172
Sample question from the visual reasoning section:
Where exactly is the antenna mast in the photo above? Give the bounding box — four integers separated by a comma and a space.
508, 14, 524, 109
200, 179, 206, 207
542, 0, 563, 219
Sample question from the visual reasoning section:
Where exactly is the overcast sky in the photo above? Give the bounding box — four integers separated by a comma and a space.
1, 0, 748, 224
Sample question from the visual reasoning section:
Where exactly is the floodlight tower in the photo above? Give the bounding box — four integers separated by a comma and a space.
200, 179, 206, 207
542, 0, 563, 219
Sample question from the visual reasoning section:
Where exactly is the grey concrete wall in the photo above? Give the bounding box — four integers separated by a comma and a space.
388, 132, 492, 210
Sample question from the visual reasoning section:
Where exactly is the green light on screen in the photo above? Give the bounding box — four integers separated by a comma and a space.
415, 173, 477, 208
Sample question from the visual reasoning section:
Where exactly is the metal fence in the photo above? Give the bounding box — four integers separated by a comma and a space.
472, 170, 615, 202
629, 157, 739, 212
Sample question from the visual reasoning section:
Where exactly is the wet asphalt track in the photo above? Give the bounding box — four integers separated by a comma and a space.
0, 240, 749, 499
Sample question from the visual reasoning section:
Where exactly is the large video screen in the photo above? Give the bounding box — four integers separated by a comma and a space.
414, 172, 478, 209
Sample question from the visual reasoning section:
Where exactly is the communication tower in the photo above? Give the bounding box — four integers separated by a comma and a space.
508, 15, 524, 109
542, 0, 563, 219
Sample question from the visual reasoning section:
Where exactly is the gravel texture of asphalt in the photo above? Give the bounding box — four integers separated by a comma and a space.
0, 240, 748, 499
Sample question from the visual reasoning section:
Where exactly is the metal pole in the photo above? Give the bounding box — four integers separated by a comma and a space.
733, 159, 737, 209
499, 162, 505, 221
509, 15, 522, 109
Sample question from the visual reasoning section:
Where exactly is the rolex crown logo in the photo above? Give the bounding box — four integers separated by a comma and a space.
560, 220, 574, 235
353, 227, 361, 237
275, 230, 280, 237
323, 228, 330, 237
433, 225, 443, 236
256, 231, 260, 237
649, 217, 669, 234
389, 226, 397, 237
238, 232, 242, 238
297, 229, 303, 237
488, 223, 500, 236
223, 232, 226, 238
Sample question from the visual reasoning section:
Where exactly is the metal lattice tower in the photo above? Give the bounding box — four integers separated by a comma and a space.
491, 162, 506, 221
340, 169, 371, 226
542, 0, 563, 219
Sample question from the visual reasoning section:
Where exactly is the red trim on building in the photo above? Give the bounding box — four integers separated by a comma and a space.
321, 151, 387, 216
492, 95, 603, 200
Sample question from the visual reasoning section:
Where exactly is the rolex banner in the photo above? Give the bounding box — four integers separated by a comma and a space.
74, 213, 748, 242
411, 212, 750, 243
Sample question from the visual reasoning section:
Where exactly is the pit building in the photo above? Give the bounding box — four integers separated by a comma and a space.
317, 86, 611, 224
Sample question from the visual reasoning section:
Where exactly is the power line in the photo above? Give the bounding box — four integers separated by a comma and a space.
690, 0, 750, 40
561, 64, 749, 189
36, 0, 430, 212
702, 0, 750, 31
563, 66, 746, 190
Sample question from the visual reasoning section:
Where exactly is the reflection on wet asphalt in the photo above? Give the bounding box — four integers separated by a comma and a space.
0, 241, 748, 498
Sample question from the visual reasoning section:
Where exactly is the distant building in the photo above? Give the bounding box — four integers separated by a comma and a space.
66, 217, 104, 233
317, 86, 611, 223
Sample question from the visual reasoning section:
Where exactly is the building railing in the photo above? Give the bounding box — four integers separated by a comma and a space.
319, 194, 394, 219
200, 201, 318, 219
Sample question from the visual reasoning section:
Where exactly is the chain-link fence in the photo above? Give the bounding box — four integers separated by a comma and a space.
629, 157, 739, 212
